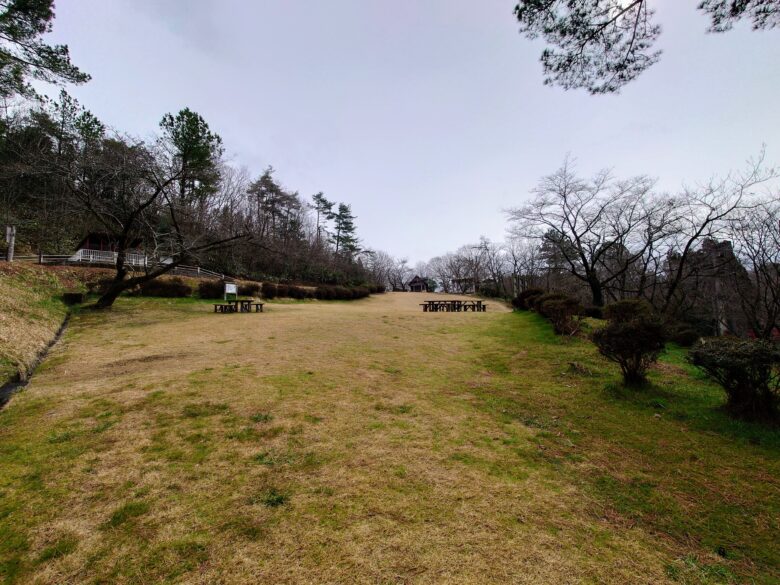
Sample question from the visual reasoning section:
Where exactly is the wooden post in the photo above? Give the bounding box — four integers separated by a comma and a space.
5, 226, 15, 262
38, 250, 43, 264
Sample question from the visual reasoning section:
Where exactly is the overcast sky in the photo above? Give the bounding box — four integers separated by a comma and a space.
44, 1, 780, 262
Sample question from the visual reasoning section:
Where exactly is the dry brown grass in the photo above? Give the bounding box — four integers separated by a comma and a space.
0, 292, 776, 584
0, 264, 71, 382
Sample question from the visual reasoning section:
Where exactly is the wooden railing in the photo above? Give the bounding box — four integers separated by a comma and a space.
9, 251, 224, 280
71, 249, 148, 266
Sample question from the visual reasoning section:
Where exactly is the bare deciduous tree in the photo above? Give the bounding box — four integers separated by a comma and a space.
507, 158, 660, 307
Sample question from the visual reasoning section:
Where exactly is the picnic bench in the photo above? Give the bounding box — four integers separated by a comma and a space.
420, 299, 487, 312
214, 299, 264, 313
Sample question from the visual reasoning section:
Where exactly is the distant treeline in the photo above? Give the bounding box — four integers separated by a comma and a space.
375, 158, 780, 340
0, 93, 379, 306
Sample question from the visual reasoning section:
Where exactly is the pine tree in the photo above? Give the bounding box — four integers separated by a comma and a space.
331, 203, 359, 258
310, 192, 335, 245
159, 108, 223, 202
0, 0, 90, 98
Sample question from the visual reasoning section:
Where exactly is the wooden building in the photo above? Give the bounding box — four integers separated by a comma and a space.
408, 275, 430, 293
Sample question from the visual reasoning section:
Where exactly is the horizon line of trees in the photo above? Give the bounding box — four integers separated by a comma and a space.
403, 155, 780, 340
0, 92, 373, 307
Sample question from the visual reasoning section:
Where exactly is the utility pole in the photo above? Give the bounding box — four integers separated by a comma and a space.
5, 226, 15, 262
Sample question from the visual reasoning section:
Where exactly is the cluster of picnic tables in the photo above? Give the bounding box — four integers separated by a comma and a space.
421, 299, 487, 312
213, 299, 264, 313
213, 297, 485, 314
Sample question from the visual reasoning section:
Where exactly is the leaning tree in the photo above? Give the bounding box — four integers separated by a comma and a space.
39, 105, 248, 308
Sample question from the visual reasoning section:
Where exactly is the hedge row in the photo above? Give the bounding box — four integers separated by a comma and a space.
315, 285, 370, 300
262, 283, 314, 300
120, 277, 383, 302
139, 277, 192, 298
512, 289, 582, 335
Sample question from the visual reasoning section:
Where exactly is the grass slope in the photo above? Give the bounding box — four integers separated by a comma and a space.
0, 293, 777, 584
0, 264, 71, 384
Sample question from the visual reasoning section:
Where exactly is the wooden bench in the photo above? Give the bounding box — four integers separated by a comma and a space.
214, 302, 264, 313
420, 300, 488, 312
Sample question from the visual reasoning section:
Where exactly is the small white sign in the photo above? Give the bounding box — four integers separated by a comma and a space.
225, 283, 237, 295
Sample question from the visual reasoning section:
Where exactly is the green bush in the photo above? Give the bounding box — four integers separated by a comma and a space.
315, 285, 370, 301
603, 299, 653, 323
262, 282, 277, 299
689, 338, 780, 422
238, 282, 260, 297
668, 327, 700, 347
139, 277, 192, 298
592, 310, 666, 386
513, 288, 545, 310
540, 297, 582, 335
198, 280, 223, 299
580, 306, 603, 319
288, 285, 307, 299
275, 284, 289, 298
532, 292, 568, 312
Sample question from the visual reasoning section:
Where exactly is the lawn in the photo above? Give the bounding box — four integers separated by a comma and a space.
0, 292, 777, 584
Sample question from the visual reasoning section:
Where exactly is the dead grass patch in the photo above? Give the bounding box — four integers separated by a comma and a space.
0, 292, 776, 584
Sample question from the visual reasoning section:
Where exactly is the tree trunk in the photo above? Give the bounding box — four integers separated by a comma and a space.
588, 276, 604, 307
94, 281, 126, 309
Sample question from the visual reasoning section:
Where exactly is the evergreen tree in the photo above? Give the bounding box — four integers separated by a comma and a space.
0, 0, 90, 98
331, 203, 359, 257
159, 108, 223, 202
310, 191, 334, 245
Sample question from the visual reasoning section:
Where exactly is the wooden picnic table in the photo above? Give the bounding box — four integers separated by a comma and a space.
421, 299, 486, 312
213, 299, 264, 313
227, 299, 254, 313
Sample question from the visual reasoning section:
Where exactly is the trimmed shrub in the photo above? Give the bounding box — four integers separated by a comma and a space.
139, 277, 192, 298
580, 306, 603, 319
62, 291, 85, 305
513, 288, 545, 310
262, 282, 278, 300
315, 285, 370, 300
540, 297, 582, 335
275, 284, 289, 298
198, 280, 223, 299
87, 277, 114, 295
689, 338, 780, 421
603, 299, 653, 323
592, 312, 666, 386
668, 327, 700, 347
288, 285, 307, 299
238, 282, 260, 297
533, 292, 569, 314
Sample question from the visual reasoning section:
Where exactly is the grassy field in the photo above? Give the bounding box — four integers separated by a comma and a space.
0, 292, 777, 584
